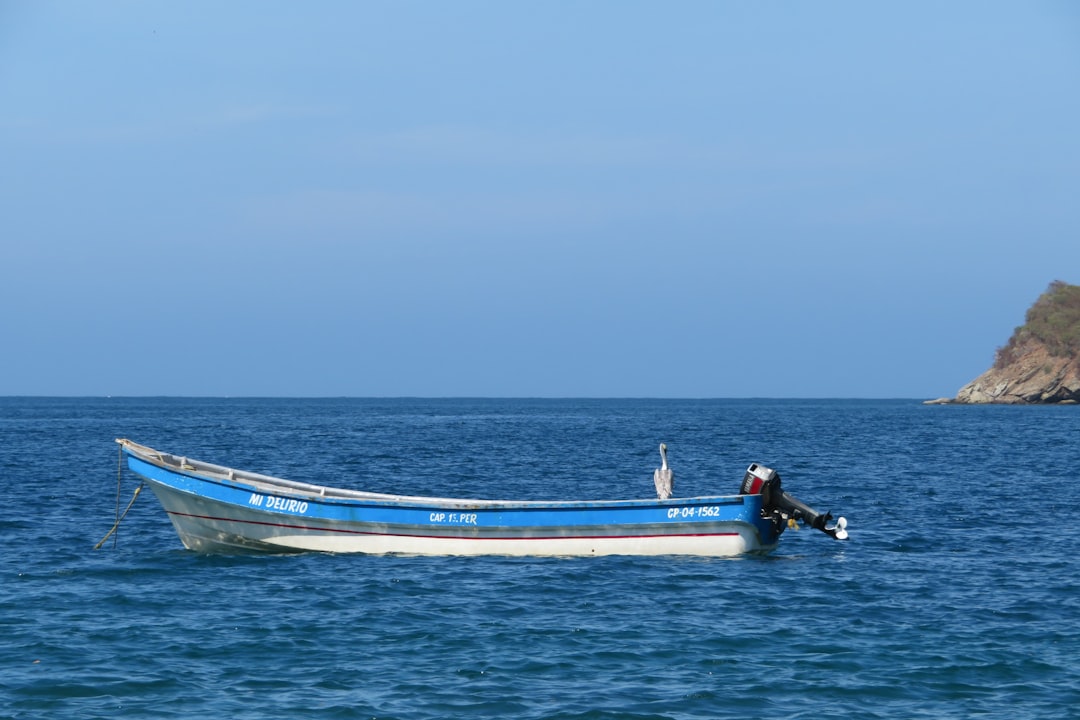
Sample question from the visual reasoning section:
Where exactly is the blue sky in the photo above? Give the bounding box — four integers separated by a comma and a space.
2, 1, 1078, 397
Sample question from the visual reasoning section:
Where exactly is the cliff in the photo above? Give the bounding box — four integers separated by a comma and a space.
940, 281, 1080, 405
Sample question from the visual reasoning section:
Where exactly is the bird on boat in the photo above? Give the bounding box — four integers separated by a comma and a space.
653, 443, 673, 500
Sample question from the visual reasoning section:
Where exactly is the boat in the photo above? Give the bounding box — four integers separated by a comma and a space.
115, 439, 848, 556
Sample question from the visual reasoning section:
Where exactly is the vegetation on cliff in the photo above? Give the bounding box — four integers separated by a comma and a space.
994, 280, 1080, 369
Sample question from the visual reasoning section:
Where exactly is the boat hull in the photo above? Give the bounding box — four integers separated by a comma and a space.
121, 441, 782, 557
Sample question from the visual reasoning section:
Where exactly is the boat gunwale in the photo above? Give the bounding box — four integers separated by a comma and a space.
117, 438, 752, 511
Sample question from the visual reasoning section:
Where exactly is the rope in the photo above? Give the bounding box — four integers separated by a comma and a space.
94, 483, 144, 550
113, 443, 122, 548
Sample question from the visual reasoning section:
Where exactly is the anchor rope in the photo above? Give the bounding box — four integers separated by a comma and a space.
113, 443, 122, 548
94, 483, 144, 550
95, 443, 143, 550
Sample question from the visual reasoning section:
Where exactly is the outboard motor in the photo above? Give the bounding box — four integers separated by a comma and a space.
741, 463, 848, 540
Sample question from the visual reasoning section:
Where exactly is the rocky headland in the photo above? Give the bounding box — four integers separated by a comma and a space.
928, 280, 1080, 405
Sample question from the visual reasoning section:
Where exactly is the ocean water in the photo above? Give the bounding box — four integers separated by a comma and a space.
2, 397, 1078, 719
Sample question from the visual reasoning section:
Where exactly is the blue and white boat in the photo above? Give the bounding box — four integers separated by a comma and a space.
116, 439, 847, 556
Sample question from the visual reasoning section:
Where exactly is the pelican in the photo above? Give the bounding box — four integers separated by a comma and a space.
653, 443, 673, 500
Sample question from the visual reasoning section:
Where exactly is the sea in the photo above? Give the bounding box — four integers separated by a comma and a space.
2, 397, 1078, 719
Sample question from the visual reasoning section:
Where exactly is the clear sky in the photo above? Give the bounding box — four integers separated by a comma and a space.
2, 1, 1078, 397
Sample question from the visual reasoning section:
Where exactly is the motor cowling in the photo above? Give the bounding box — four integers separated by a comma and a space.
741, 463, 779, 500
740, 463, 847, 540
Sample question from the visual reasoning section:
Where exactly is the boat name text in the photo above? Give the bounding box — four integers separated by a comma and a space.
667, 506, 721, 519
430, 512, 478, 525
248, 494, 308, 514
